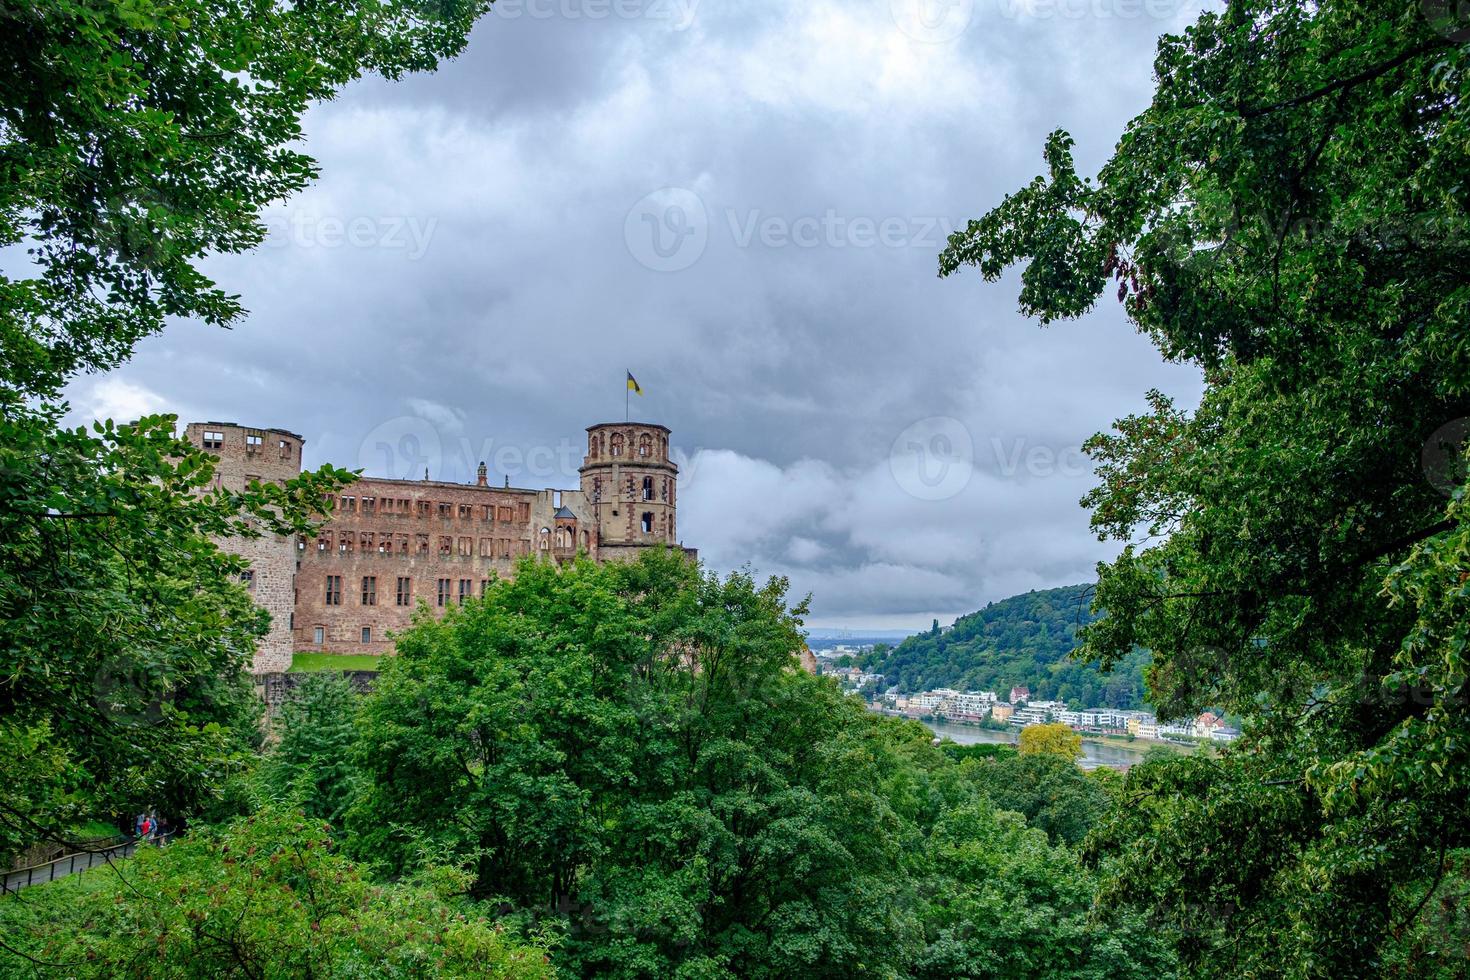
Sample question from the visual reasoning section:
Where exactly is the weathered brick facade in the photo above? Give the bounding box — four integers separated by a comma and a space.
185, 420, 695, 665
183, 422, 305, 673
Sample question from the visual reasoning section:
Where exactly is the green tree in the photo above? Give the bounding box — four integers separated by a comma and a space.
0, 0, 490, 862
349, 550, 1169, 977
0, 417, 350, 864
1, 0, 487, 402
0, 807, 552, 978
261, 671, 363, 827
913, 802, 1171, 980
940, 0, 1470, 973
964, 752, 1110, 847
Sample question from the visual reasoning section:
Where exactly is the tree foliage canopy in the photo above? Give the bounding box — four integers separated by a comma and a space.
0, 807, 554, 978
343, 550, 1168, 979
940, 0, 1470, 973
0, 0, 487, 863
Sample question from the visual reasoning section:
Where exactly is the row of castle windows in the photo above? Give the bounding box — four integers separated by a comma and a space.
307, 532, 531, 559
201, 429, 295, 460
330, 495, 532, 523
321, 575, 495, 613
588, 431, 668, 460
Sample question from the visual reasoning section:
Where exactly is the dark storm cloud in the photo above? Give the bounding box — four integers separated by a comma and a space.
69, 0, 1209, 629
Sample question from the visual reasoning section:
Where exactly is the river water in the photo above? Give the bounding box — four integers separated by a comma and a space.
915, 718, 1156, 770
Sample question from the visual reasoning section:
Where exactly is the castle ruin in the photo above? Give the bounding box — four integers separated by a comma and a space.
183, 419, 695, 672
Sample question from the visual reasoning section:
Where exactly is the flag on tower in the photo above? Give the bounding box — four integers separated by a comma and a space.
626, 371, 643, 395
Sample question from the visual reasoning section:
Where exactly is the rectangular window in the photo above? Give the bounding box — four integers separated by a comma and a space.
459, 504, 473, 520
517, 502, 531, 522
417, 500, 432, 518
240, 569, 255, 588
202, 430, 224, 450
396, 577, 412, 606
641, 512, 654, 534
480, 579, 491, 596
279, 439, 292, 459
416, 534, 429, 555
438, 502, 453, 518
458, 579, 473, 602
342, 495, 356, 513
245, 433, 262, 453
642, 476, 654, 501
313, 626, 325, 644
361, 576, 377, 606
437, 578, 451, 607
361, 627, 372, 644
458, 536, 471, 557
361, 497, 375, 516
325, 575, 342, 606
360, 532, 374, 552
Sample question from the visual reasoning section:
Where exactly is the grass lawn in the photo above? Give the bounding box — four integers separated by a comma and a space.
289, 652, 384, 672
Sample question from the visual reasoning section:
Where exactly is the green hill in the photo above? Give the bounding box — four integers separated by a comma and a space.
858, 584, 1151, 709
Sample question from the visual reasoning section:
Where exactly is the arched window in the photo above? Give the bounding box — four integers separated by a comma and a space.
640, 512, 654, 534
638, 434, 652, 457
642, 476, 654, 501
610, 433, 625, 457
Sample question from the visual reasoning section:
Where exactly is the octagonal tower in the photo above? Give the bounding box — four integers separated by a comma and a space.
580, 422, 679, 559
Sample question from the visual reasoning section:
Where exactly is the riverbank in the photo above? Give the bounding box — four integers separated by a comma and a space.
870, 708, 1195, 769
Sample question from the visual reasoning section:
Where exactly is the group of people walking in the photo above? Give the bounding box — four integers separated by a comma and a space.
133, 812, 168, 844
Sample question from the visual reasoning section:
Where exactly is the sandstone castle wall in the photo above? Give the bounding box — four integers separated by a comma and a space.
185, 420, 694, 668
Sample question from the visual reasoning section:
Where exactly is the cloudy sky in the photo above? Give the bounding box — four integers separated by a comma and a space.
68, 0, 1209, 630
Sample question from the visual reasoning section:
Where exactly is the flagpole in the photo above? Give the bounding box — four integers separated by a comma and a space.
625, 375, 629, 422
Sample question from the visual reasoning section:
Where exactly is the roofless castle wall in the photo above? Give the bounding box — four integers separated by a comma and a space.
185, 419, 694, 670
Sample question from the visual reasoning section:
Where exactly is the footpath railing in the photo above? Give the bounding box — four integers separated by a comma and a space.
1, 833, 177, 895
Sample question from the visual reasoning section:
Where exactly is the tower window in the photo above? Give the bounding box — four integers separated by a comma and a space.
245, 434, 262, 453
642, 476, 654, 501
279, 439, 292, 458
641, 512, 654, 534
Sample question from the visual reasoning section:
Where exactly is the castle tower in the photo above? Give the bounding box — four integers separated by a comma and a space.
579, 422, 679, 559
183, 422, 304, 673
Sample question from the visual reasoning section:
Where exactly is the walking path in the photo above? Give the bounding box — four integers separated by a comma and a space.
1, 835, 175, 895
